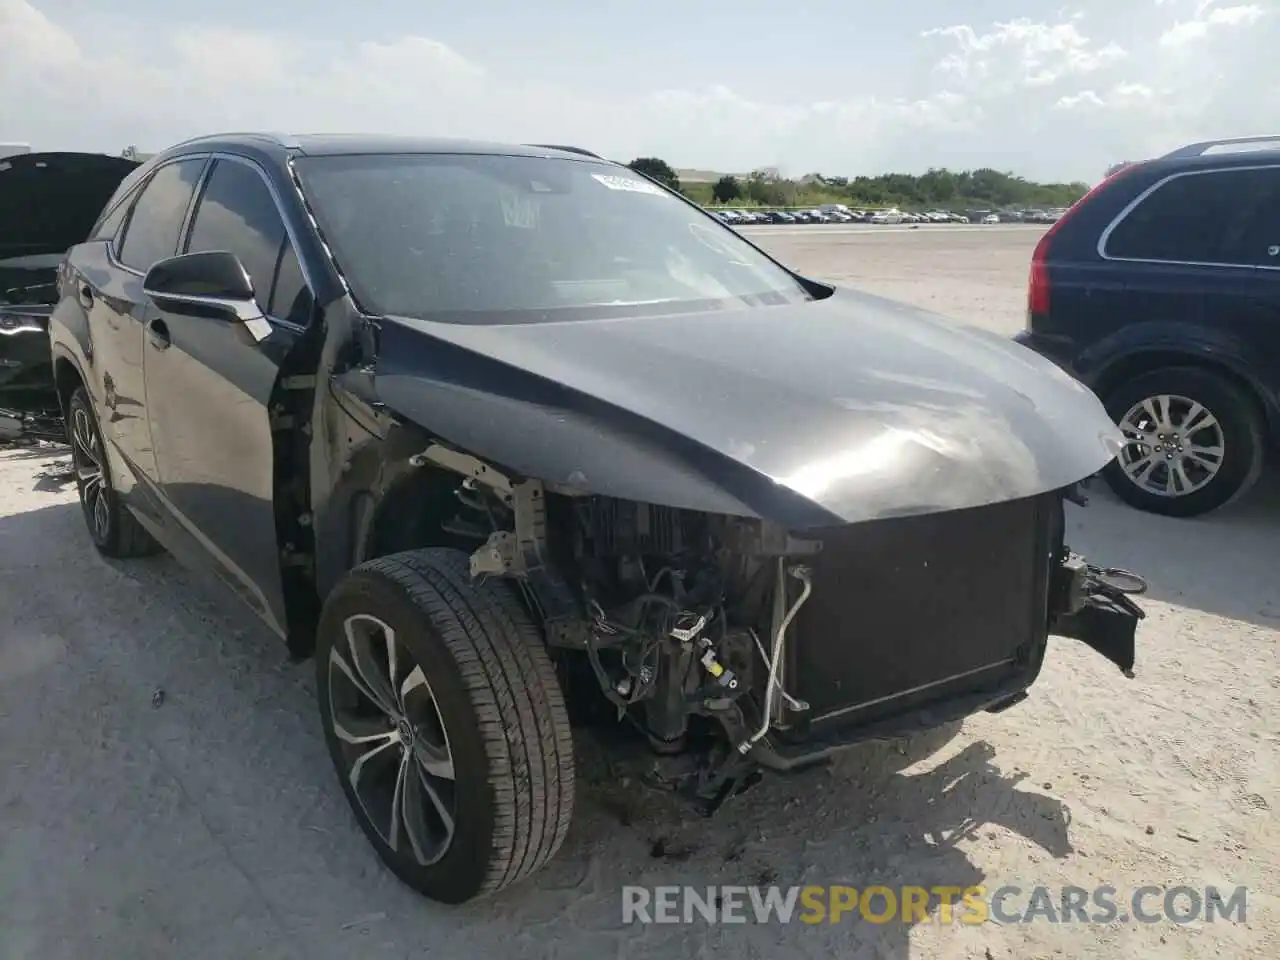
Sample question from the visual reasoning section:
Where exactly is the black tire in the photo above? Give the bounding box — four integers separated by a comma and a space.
315, 548, 575, 904
66, 386, 162, 558
1101, 367, 1265, 517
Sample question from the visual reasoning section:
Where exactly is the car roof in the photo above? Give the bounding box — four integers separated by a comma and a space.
159, 132, 609, 163
1141, 136, 1280, 175
1150, 149, 1280, 175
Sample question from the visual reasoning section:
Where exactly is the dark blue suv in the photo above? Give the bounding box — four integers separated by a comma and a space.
1015, 136, 1280, 517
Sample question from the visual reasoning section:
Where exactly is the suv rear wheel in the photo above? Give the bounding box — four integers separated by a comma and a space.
1101, 367, 1265, 517
67, 386, 162, 557
315, 548, 575, 903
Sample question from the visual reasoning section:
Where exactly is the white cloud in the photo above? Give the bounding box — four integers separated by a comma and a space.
1159, 2, 1265, 46
924, 19, 1127, 88
1, 0, 1277, 182
1055, 82, 1158, 111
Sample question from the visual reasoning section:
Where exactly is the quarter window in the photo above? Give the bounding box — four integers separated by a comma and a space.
117, 159, 206, 272
1105, 167, 1280, 267
268, 243, 310, 321
185, 158, 311, 320
90, 184, 139, 244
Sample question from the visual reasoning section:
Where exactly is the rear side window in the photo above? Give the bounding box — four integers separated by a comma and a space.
117, 159, 206, 272
185, 158, 310, 320
1104, 166, 1280, 267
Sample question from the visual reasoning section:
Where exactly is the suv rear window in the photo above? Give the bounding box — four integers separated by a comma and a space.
1103, 166, 1280, 267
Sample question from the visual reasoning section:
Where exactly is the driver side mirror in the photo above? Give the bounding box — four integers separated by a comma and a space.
142, 251, 272, 342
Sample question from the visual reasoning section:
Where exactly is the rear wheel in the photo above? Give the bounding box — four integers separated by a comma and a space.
67, 386, 161, 558
315, 548, 575, 904
1101, 367, 1265, 517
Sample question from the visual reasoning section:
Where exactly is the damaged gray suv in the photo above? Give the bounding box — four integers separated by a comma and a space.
46, 133, 1145, 904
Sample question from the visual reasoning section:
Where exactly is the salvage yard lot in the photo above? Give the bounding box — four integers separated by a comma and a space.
2, 225, 1277, 960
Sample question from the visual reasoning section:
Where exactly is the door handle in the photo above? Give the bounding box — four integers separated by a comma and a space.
78, 284, 94, 310
148, 318, 171, 350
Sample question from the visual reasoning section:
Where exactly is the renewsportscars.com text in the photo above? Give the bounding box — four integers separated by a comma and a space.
622, 884, 1248, 925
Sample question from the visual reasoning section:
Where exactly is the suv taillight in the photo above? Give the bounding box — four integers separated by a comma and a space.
1028, 233, 1053, 316
1027, 161, 1145, 319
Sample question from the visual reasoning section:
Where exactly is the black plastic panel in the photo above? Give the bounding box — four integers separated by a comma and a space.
789, 493, 1055, 727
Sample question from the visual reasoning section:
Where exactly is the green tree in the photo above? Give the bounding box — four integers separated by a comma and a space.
743, 175, 782, 206
674, 164, 1088, 211
627, 157, 681, 192
712, 175, 743, 203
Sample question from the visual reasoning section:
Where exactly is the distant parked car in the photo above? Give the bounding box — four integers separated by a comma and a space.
982, 214, 1000, 225
1015, 134, 1280, 517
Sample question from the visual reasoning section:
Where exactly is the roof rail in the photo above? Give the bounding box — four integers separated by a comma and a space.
167, 131, 300, 151
1161, 135, 1280, 160
527, 143, 602, 159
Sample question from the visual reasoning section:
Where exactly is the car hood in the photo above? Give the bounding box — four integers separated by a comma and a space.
375, 287, 1124, 524
1, 152, 138, 301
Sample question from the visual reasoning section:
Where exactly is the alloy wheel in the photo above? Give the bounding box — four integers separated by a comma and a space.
71, 405, 110, 541
327, 613, 457, 866
1117, 393, 1225, 498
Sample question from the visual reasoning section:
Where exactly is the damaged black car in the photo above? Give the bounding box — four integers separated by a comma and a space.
1, 151, 139, 442
46, 134, 1145, 905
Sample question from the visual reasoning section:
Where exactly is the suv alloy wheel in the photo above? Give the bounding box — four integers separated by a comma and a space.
1102, 367, 1265, 517
315, 547, 575, 903
67, 386, 162, 557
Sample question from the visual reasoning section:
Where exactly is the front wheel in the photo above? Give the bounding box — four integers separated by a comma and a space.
315, 548, 575, 904
1101, 367, 1265, 517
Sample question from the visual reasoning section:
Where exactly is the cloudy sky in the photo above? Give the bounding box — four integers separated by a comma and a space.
2, 0, 1274, 182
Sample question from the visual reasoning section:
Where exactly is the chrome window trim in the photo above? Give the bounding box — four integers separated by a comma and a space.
1096, 163, 1280, 272
284, 155, 387, 324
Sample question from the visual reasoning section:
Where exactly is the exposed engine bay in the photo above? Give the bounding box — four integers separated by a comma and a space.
412, 442, 1146, 815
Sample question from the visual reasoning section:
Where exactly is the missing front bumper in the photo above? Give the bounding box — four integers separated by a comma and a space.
707, 488, 1148, 781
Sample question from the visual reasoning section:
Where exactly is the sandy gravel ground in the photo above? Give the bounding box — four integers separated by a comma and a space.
2, 225, 1277, 959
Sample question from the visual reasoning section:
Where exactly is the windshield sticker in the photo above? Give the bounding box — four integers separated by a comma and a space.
502, 191, 540, 229
591, 174, 669, 197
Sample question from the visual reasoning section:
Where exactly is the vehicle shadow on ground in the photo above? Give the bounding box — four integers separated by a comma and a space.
545, 732, 1071, 958
1066, 471, 1280, 629
1, 493, 1072, 960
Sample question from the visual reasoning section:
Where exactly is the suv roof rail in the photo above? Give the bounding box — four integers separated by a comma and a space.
527, 144, 602, 159
1161, 135, 1280, 160
167, 131, 301, 151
